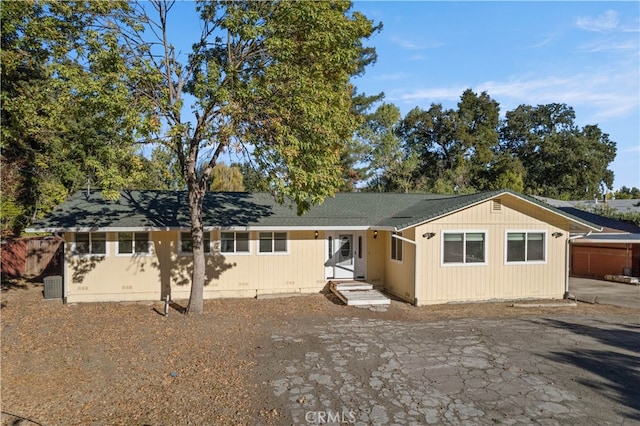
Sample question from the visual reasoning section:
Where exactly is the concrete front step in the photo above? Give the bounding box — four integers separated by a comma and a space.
329, 281, 390, 306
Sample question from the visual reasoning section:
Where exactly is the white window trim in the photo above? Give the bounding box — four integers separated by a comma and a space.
440, 230, 488, 267
72, 232, 108, 257
390, 232, 403, 264
116, 232, 153, 256
257, 231, 289, 255
178, 231, 213, 256
219, 231, 252, 255
504, 230, 548, 265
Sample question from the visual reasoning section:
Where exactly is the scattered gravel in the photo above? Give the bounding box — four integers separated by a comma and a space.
2, 281, 636, 425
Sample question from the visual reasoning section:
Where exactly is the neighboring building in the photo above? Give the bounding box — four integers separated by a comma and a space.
26, 189, 601, 305
537, 197, 640, 278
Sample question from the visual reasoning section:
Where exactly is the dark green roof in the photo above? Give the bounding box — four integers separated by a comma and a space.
26, 189, 601, 233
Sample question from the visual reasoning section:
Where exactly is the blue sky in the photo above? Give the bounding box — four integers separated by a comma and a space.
350, 1, 639, 191
165, 1, 639, 191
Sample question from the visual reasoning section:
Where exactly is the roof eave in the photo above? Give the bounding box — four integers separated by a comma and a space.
25, 225, 374, 233
394, 190, 603, 232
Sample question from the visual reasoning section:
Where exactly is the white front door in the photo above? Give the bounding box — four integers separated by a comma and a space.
325, 232, 367, 280
335, 234, 354, 279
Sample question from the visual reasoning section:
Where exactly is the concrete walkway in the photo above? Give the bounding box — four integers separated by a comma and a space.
569, 277, 640, 309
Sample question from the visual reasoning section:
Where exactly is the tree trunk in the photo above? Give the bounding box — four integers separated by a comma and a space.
185, 188, 206, 315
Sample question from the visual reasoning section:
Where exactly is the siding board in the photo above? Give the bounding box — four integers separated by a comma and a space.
411, 195, 568, 305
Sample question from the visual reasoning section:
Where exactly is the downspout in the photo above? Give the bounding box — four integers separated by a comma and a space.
54, 232, 67, 304
391, 233, 419, 306
565, 231, 591, 298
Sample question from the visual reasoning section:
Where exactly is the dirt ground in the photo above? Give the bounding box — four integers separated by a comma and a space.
1, 281, 637, 425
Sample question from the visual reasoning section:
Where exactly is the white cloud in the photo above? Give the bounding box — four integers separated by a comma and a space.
409, 54, 428, 61
579, 37, 639, 53
373, 72, 409, 81
393, 68, 639, 123
390, 36, 444, 50
396, 87, 466, 103
529, 34, 557, 49
576, 10, 620, 32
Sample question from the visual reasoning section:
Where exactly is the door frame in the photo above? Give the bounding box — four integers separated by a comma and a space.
324, 231, 366, 280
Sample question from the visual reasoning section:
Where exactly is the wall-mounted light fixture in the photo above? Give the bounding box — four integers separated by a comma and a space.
373, 230, 378, 239
552, 232, 563, 238
422, 232, 436, 239
314, 230, 319, 239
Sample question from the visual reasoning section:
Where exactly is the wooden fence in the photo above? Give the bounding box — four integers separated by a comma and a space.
1, 237, 63, 279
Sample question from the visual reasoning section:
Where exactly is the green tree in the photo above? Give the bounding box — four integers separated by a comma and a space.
121, 1, 378, 313
339, 88, 385, 190
0, 1, 148, 234
134, 146, 185, 190
209, 164, 244, 192
500, 103, 616, 199
237, 162, 270, 192
357, 102, 419, 192
396, 90, 501, 194
614, 186, 640, 199
456, 89, 500, 191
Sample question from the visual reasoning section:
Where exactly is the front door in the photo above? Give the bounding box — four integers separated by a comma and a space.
334, 234, 354, 279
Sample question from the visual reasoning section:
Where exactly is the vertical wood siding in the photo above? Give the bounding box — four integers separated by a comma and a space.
412, 195, 571, 305
64, 230, 327, 303
383, 228, 416, 302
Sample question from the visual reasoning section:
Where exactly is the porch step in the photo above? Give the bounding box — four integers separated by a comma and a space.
329, 281, 390, 306
332, 282, 373, 291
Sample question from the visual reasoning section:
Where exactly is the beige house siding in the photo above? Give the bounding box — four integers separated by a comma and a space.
59, 193, 586, 305
365, 231, 385, 287
383, 228, 416, 303
412, 195, 570, 305
64, 230, 327, 303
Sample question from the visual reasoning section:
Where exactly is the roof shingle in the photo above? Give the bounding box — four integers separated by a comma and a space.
26, 189, 601, 233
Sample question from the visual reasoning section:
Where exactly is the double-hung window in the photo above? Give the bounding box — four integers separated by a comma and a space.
259, 232, 287, 254
220, 232, 250, 254
117, 232, 150, 255
506, 231, 545, 263
74, 232, 106, 256
391, 232, 403, 262
180, 232, 211, 254
442, 231, 487, 265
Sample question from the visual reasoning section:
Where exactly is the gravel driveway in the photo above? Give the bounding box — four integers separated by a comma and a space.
2, 282, 639, 425
255, 314, 640, 425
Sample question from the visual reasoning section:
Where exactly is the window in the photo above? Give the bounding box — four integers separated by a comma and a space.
391, 232, 403, 261
442, 232, 486, 265
220, 232, 250, 254
117, 232, 150, 255
180, 232, 211, 254
506, 232, 545, 263
74, 232, 106, 255
259, 232, 287, 253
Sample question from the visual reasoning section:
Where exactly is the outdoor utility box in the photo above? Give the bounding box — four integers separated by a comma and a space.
43, 275, 63, 299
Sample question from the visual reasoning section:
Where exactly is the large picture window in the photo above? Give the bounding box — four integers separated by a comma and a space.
74, 232, 106, 255
506, 232, 545, 263
220, 232, 250, 254
442, 232, 486, 265
180, 232, 211, 254
259, 232, 287, 254
117, 232, 150, 255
